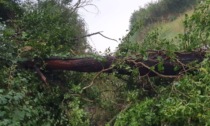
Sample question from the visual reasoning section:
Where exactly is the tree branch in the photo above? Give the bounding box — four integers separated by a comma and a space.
72, 31, 118, 42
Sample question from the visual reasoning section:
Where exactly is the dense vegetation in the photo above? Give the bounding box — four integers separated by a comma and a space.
116, 0, 210, 125
130, 0, 197, 27
0, 0, 91, 125
1, 0, 210, 125
129, 0, 199, 43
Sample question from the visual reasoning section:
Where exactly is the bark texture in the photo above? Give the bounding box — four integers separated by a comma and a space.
22, 50, 206, 77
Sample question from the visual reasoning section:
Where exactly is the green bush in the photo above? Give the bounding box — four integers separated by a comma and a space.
115, 0, 210, 125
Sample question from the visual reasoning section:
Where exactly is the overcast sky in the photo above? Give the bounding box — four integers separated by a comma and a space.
77, 0, 156, 53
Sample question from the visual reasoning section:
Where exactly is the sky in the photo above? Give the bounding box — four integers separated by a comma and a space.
76, 0, 156, 53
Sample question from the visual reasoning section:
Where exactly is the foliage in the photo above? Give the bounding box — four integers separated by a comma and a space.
129, 0, 199, 43
0, 0, 23, 22
114, 0, 210, 125
1, 0, 210, 125
180, 0, 210, 50
0, 0, 91, 125
20, 0, 89, 58
130, 0, 198, 28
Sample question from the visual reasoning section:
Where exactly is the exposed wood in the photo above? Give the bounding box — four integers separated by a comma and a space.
44, 56, 115, 72
128, 51, 205, 77
21, 50, 206, 78
34, 66, 48, 85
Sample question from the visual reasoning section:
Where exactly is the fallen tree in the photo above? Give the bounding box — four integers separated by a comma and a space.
21, 50, 206, 79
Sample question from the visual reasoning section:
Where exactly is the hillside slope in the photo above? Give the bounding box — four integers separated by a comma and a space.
158, 10, 194, 41
131, 9, 194, 44
128, 0, 199, 44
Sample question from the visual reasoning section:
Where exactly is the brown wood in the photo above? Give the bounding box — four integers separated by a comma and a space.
21, 50, 206, 77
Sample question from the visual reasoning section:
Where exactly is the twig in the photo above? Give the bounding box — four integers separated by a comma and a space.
70, 0, 98, 15
82, 66, 113, 91
147, 75, 158, 93
71, 94, 94, 103
171, 83, 189, 98
34, 66, 48, 86
98, 32, 118, 42
127, 59, 179, 78
107, 103, 132, 125
72, 31, 118, 42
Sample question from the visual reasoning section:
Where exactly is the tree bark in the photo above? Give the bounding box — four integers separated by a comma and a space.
22, 50, 206, 77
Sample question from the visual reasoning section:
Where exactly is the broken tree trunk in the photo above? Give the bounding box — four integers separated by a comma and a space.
22, 50, 206, 78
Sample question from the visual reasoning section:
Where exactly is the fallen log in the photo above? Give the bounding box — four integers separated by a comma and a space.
45, 56, 115, 72
22, 50, 206, 78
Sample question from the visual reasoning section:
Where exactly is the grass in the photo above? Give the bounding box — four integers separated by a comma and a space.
157, 10, 194, 41
132, 9, 194, 44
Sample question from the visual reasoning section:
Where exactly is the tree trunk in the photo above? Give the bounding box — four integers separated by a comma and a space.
22, 50, 205, 78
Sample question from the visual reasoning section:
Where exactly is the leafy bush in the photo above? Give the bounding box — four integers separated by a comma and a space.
1, 0, 210, 125
0, 0, 90, 125
114, 0, 210, 125
130, 0, 198, 28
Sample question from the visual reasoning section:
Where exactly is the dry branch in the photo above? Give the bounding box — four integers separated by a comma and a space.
72, 31, 118, 42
